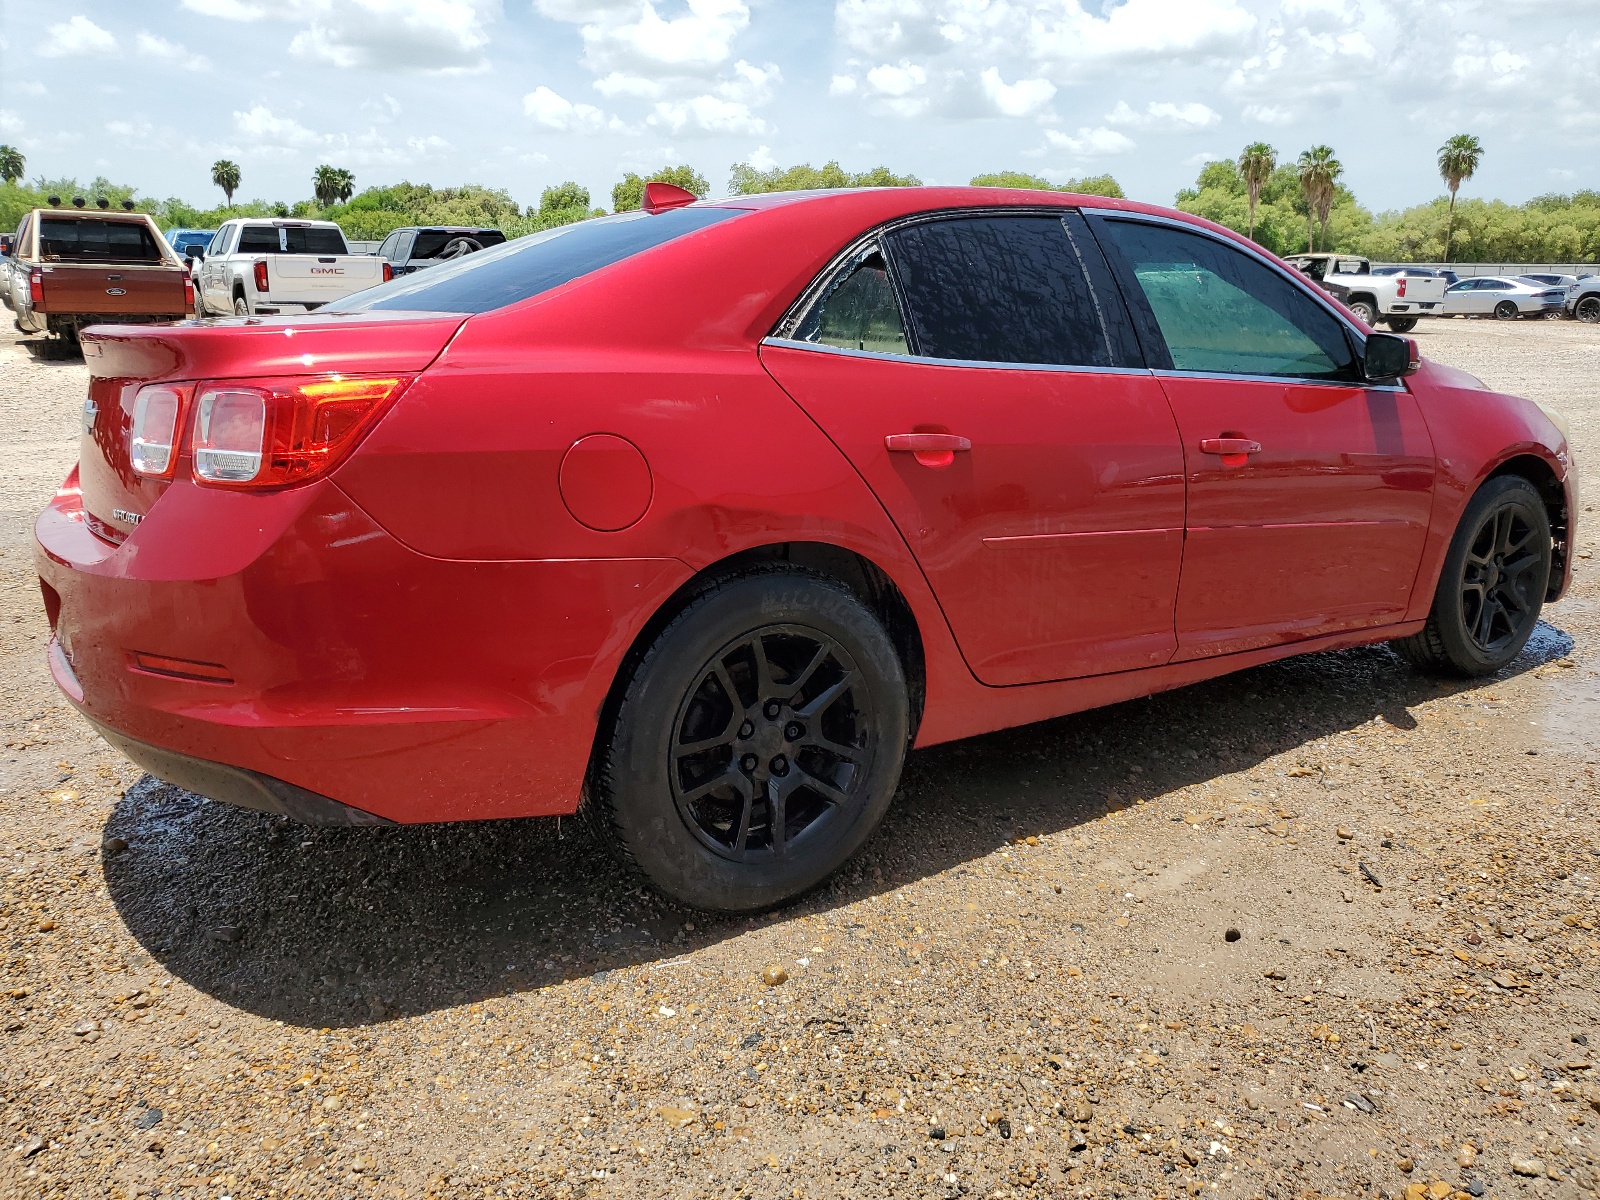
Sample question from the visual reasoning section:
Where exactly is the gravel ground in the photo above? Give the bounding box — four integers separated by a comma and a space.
1, 319, 1597, 1200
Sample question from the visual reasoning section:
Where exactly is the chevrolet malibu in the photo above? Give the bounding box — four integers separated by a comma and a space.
35, 184, 1576, 911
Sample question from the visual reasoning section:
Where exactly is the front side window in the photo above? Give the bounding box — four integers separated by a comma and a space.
377, 232, 401, 260
1100, 220, 1358, 381
792, 248, 908, 355
884, 215, 1116, 367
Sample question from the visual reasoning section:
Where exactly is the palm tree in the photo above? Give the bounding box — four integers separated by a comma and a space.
0, 145, 24, 186
1296, 145, 1340, 252
1438, 133, 1483, 264
313, 165, 354, 208
1237, 142, 1275, 243
211, 159, 240, 207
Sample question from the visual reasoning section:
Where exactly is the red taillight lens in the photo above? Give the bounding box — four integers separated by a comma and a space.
382, 261, 394, 282
184, 272, 195, 309
253, 260, 269, 294
190, 375, 410, 489
29, 268, 43, 305
1397, 277, 1407, 297
130, 384, 190, 478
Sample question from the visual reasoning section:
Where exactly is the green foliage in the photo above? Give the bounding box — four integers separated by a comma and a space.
969, 171, 1125, 198
319, 182, 524, 240
1176, 158, 1368, 257
313, 165, 356, 208
211, 159, 240, 206
611, 165, 710, 213
0, 146, 24, 186
727, 160, 920, 195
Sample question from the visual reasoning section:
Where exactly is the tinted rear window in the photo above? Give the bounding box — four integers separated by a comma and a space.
884, 215, 1118, 367
412, 230, 507, 258
237, 225, 349, 254
39, 219, 163, 263
332, 208, 744, 315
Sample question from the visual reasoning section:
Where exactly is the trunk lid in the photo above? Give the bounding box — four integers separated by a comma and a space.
39, 263, 187, 316
78, 311, 465, 543
265, 254, 385, 303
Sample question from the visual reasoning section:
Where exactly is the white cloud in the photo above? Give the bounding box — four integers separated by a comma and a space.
523, 86, 607, 132
12, 81, 47, 97
234, 104, 323, 149
231, 104, 451, 166
866, 61, 927, 97
1029, 0, 1257, 65
979, 67, 1055, 117
829, 74, 858, 96
746, 144, 777, 171
1241, 103, 1294, 125
0, 110, 23, 136
39, 15, 118, 57
135, 31, 212, 72
541, 0, 750, 77
179, 0, 268, 18
1045, 126, 1136, 157
1105, 99, 1220, 129
649, 95, 767, 136
288, 1, 497, 72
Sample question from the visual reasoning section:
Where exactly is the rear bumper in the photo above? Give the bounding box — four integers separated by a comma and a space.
34, 475, 691, 824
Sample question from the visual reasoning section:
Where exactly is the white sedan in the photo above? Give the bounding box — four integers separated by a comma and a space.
1443, 276, 1569, 318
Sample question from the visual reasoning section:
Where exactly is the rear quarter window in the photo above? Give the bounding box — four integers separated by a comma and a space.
332, 207, 744, 315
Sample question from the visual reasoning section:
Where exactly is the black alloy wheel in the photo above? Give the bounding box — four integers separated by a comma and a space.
1385, 317, 1418, 333
1493, 299, 1520, 320
1393, 475, 1551, 676
593, 568, 910, 911
671, 625, 870, 863
1576, 296, 1600, 323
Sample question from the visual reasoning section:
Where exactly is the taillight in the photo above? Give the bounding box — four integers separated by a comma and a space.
183, 272, 195, 310
1397, 277, 1407, 297
253, 260, 269, 294
382, 261, 394, 282
191, 375, 410, 488
129, 384, 191, 478
29, 268, 43, 305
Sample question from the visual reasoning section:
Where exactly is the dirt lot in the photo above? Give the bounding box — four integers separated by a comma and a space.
0, 319, 1597, 1200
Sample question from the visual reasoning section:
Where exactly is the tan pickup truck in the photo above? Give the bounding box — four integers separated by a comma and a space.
1, 206, 190, 341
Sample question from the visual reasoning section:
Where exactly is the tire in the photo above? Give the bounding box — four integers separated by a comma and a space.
1576, 296, 1600, 323
1493, 300, 1519, 320
193, 286, 207, 320
233, 293, 249, 317
1348, 297, 1378, 325
1392, 475, 1552, 677
1385, 317, 1418, 333
593, 568, 910, 911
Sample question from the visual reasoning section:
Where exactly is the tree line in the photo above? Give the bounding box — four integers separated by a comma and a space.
2, 140, 1593, 262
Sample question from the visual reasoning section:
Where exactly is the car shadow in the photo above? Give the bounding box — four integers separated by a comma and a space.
100, 624, 1574, 1028
13, 335, 84, 363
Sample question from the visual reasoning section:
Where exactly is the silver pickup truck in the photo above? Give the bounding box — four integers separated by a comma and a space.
191, 218, 386, 317
1284, 253, 1448, 332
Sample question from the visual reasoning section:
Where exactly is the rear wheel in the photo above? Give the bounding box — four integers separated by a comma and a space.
1393, 475, 1551, 677
593, 569, 909, 911
192, 285, 207, 320
1493, 300, 1519, 320
1576, 296, 1600, 323
1347, 297, 1379, 325
1385, 317, 1418, 333
233, 293, 249, 317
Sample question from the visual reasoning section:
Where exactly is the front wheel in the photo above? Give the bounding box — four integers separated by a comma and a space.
1385, 317, 1419, 333
1393, 475, 1552, 676
1575, 296, 1600, 323
1493, 300, 1519, 320
592, 569, 910, 911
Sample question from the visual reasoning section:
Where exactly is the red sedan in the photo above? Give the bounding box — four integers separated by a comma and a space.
35, 185, 1576, 911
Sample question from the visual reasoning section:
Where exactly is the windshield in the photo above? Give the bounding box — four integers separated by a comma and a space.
330, 207, 744, 315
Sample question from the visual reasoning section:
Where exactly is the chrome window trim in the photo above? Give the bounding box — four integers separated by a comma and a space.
1151, 367, 1406, 392
1079, 205, 1377, 354
761, 335, 1154, 377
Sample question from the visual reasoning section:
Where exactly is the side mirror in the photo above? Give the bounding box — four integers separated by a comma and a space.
186, 245, 204, 260
1364, 331, 1419, 380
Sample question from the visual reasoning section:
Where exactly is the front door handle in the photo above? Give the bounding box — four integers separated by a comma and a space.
885, 432, 971, 469
1198, 437, 1262, 456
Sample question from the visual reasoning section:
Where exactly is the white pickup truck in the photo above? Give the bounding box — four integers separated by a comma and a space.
1283, 253, 1447, 333
190, 218, 387, 318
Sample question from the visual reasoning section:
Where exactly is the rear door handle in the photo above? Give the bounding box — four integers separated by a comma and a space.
1198, 437, 1262, 455
885, 432, 971, 469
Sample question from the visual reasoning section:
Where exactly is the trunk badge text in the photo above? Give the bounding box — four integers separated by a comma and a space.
105, 288, 126, 296
111, 509, 143, 526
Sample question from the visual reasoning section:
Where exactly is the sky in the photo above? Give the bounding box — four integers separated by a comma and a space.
1, 0, 1596, 215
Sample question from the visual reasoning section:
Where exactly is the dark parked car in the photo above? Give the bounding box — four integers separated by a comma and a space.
375, 226, 507, 276
163, 228, 216, 259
